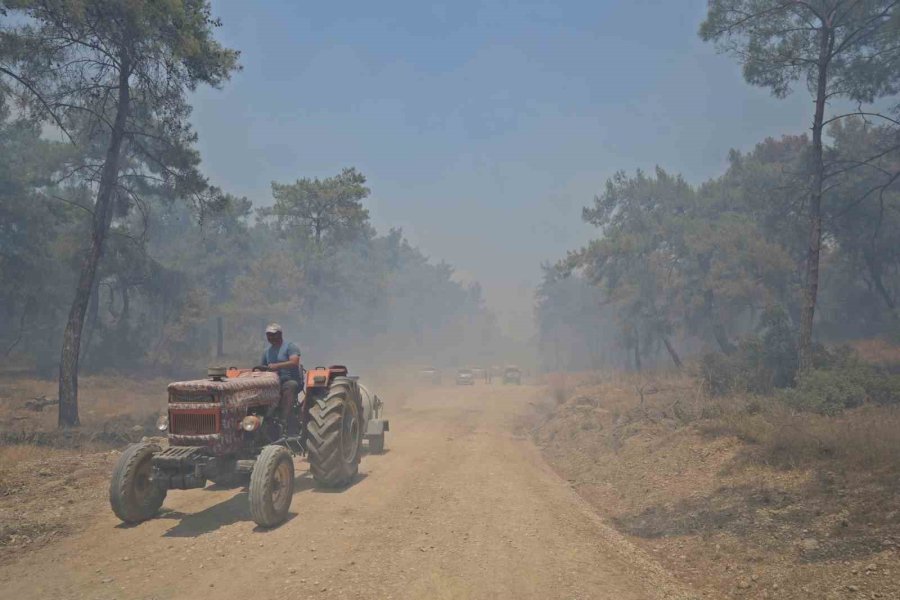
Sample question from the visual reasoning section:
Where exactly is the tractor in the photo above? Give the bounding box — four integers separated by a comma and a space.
109, 364, 387, 528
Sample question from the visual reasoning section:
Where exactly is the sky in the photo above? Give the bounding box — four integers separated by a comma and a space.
192, 0, 813, 340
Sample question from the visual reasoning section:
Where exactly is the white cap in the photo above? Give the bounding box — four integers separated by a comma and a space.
265, 323, 283, 334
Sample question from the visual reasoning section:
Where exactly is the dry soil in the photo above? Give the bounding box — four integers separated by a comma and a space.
0, 383, 695, 600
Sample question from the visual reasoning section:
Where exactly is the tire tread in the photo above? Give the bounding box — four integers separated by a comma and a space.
249, 444, 294, 527
307, 382, 361, 487
109, 442, 165, 524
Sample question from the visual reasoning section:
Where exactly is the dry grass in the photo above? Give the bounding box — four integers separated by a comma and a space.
541, 368, 900, 474
535, 367, 900, 598
580, 370, 704, 425
543, 372, 573, 405
850, 338, 900, 368
583, 369, 900, 473
704, 397, 900, 470
0, 372, 176, 565
0, 374, 169, 430
0, 374, 169, 458
0, 445, 67, 470
0, 445, 65, 489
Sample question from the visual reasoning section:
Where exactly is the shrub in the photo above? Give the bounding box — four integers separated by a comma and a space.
834, 361, 900, 406
777, 369, 867, 415
697, 351, 742, 396
697, 338, 786, 397
802, 351, 900, 408
696, 307, 900, 410
696, 306, 798, 396
861, 371, 900, 405
755, 307, 799, 388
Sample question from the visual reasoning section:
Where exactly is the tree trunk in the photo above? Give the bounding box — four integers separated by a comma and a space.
863, 251, 898, 320
120, 285, 129, 326
798, 26, 833, 373
4, 301, 29, 356
633, 328, 642, 372
705, 288, 734, 355
80, 277, 101, 368
713, 323, 734, 355
57, 64, 131, 428
662, 336, 683, 369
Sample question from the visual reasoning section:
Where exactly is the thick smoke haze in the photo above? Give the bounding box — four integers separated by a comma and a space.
189, 0, 817, 342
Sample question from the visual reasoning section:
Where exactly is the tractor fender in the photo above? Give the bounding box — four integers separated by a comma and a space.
357, 383, 384, 423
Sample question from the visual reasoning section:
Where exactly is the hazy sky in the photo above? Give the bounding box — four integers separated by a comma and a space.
192, 0, 812, 339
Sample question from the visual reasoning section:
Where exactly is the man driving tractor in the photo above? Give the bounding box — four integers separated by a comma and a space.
260, 323, 302, 435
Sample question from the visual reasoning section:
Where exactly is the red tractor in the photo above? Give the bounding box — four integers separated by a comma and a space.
109, 365, 378, 528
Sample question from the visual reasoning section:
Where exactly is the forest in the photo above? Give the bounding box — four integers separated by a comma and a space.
537, 1, 900, 406
0, 1, 501, 427
6, 4, 900, 598
5, 0, 900, 428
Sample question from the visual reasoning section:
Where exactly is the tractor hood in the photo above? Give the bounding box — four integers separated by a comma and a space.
168, 371, 280, 407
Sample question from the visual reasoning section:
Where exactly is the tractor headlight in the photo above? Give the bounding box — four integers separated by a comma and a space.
241, 415, 262, 432
156, 414, 169, 432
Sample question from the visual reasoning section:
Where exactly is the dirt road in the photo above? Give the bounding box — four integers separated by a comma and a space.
0, 384, 694, 599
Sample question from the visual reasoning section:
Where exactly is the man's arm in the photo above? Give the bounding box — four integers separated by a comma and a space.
268, 355, 300, 370
267, 343, 301, 371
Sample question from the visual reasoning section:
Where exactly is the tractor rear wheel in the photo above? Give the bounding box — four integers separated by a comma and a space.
109, 442, 166, 524
307, 380, 362, 487
249, 445, 294, 528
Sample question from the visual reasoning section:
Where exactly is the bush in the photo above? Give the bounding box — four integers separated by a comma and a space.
777, 369, 867, 415
861, 371, 900, 405
697, 339, 784, 397
697, 306, 900, 410
697, 351, 742, 396
755, 307, 799, 388
800, 349, 900, 409
697, 306, 798, 397
832, 361, 900, 406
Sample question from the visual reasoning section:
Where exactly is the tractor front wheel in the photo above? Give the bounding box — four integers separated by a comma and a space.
249, 445, 294, 527
109, 442, 166, 524
307, 381, 362, 487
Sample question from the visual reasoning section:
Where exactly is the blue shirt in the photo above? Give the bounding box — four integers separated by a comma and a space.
261, 341, 302, 384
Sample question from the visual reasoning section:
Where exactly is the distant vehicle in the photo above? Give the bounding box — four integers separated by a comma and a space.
471, 367, 488, 382
419, 367, 441, 384
503, 366, 522, 385
456, 368, 475, 385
